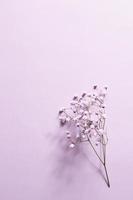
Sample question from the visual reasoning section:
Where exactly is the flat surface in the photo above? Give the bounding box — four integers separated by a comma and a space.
0, 0, 133, 199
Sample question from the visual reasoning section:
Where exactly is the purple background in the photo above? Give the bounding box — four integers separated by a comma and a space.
0, 0, 133, 199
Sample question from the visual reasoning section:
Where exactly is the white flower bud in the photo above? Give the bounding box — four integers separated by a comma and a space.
76, 123, 80, 127
90, 124, 95, 129
69, 143, 75, 148
84, 129, 90, 134
82, 115, 88, 121
82, 134, 86, 139
84, 111, 88, 115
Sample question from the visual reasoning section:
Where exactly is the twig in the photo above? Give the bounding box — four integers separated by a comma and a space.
86, 135, 110, 187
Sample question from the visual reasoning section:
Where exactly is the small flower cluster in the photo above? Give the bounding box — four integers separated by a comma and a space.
58, 85, 108, 148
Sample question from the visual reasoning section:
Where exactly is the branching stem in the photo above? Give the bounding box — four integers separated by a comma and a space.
86, 135, 110, 187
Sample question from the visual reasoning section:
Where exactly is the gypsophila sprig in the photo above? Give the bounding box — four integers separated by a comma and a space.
58, 85, 108, 147
58, 85, 110, 188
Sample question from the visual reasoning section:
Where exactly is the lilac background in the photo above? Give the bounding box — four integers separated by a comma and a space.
0, 0, 133, 199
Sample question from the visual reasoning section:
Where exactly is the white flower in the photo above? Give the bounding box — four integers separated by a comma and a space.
58, 85, 108, 147
76, 123, 80, 127
79, 109, 84, 115
84, 129, 90, 134
69, 143, 75, 148
82, 115, 88, 121
90, 124, 95, 129
84, 111, 88, 115
82, 134, 86, 139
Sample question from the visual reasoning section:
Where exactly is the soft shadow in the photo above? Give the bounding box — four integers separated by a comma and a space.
47, 125, 109, 188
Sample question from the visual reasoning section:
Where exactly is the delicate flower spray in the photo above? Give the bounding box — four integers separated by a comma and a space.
58, 85, 110, 187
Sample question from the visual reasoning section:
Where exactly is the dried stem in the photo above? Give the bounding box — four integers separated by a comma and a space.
87, 135, 110, 187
